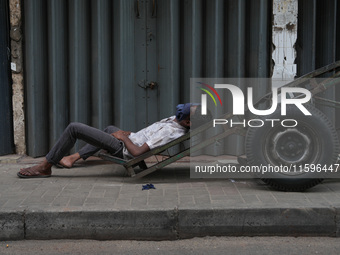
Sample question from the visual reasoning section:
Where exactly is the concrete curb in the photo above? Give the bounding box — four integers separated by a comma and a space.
178, 208, 338, 238
24, 209, 177, 240
1, 207, 339, 240
0, 211, 25, 240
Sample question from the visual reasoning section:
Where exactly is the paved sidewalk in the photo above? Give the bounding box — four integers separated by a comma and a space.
1, 155, 340, 240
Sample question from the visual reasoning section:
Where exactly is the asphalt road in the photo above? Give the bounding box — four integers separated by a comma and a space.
1, 236, 339, 255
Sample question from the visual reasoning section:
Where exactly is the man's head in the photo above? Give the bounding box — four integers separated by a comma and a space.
175, 103, 212, 129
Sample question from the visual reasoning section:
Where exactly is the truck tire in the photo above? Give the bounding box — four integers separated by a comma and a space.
245, 104, 339, 191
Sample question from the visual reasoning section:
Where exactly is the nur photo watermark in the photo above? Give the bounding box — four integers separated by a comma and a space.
189, 78, 340, 181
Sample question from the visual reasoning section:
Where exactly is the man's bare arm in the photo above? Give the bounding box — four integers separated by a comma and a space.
112, 130, 150, 157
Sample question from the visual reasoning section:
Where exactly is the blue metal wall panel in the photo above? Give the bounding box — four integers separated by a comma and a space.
296, 0, 340, 129
24, 0, 49, 156
47, 0, 69, 146
224, 0, 246, 155
0, 0, 14, 155
205, 0, 225, 78
24, 0, 272, 157
134, 0, 148, 130
296, 0, 316, 75
145, 0, 159, 127
181, 0, 203, 102
157, 0, 181, 119
91, 0, 113, 130
226, 0, 246, 78
314, 0, 337, 122
113, 0, 136, 131
68, 0, 91, 151
204, 0, 225, 156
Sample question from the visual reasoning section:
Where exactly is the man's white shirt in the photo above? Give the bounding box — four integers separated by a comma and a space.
122, 116, 187, 159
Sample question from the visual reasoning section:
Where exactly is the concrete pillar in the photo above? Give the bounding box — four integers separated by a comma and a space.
272, 0, 298, 86
9, 0, 25, 155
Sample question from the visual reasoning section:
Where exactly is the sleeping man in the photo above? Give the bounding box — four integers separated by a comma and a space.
18, 103, 207, 178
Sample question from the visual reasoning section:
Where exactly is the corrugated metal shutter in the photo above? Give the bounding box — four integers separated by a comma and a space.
0, 0, 14, 156
24, 0, 272, 157
296, 0, 340, 132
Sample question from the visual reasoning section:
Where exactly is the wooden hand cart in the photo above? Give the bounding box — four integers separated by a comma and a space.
100, 60, 340, 191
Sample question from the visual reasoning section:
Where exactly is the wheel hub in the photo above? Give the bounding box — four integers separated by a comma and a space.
272, 128, 311, 164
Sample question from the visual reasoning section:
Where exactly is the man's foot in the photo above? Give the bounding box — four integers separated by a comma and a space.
59, 153, 81, 168
17, 161, 52, 178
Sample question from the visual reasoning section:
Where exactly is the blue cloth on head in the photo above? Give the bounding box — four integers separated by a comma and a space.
176, 103, 191, 121
176, 103, 200, 121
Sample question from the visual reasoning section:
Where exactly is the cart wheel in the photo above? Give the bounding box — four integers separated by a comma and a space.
245, 104, 339, 191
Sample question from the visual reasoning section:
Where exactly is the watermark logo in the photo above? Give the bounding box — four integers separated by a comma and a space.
197, 82, 222, 115
200, 84, 312, 116
197, 83, 312, 128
